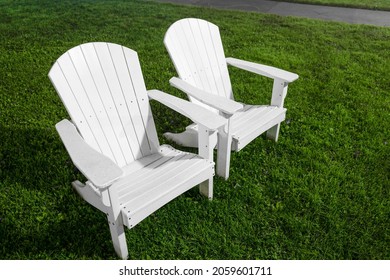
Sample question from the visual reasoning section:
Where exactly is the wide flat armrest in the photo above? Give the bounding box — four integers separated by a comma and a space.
226, 57, 299, 83
148, 89, 227, 131
170, 77, 243, 115
56, 119, 123, 188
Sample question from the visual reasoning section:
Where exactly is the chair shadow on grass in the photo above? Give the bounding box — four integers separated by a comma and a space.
0, 121, 209, 259
0, 124, 119, 259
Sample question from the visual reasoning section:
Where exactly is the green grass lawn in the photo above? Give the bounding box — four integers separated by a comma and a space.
0, 0, 389, 260
272, 0, 390, 10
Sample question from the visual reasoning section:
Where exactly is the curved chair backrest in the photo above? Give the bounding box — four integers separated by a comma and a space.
164, 18, 233, 113
49, 42, 159, 167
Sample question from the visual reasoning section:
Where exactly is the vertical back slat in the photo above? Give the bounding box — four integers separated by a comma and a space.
68, 45, 123, 163
49, 62, 100, 152
164, 19, 216, 112
77, 43, 132, 165
122, 47, 159, 154
164, 18, 234, 104
56, 52, 112, 157
180, 19, 213, 93
164, 31, 196, 86
194, 19, 227, 98
92, 43, 135, 166
172, 22, 204, 89
188, 19, 221, 96
107, 43, 151, 159
206, 22, 233, 100
49, 42, 159, 167
165, 29, 212, 110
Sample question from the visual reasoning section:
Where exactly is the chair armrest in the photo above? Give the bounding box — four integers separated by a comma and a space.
169, 77, 243, 115
55, 119, 123, 188
226, 57, 299, 83
148, 89, 227, 131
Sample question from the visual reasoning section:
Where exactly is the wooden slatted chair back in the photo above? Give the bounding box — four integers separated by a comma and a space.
164, 18, 233, 113
49, 42, 159, 167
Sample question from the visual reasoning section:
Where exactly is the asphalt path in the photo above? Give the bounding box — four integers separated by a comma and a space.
156, 0, 390, 26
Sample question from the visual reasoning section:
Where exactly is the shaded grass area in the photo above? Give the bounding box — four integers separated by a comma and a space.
271, 0, 390, 11
0, 0, 389, 259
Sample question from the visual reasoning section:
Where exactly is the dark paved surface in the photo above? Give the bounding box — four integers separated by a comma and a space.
156, 0, 390, 27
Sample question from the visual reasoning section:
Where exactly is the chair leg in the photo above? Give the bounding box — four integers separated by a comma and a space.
266, 123, 281, 142
216, 130, 232, 180
199, 177, 213, 200
107, 213, 128, 259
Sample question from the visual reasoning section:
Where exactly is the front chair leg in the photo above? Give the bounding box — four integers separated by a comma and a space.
216, 127, 232, 180
197, 124, 217, 199
268, 78, 288, 142
107, 212, 128, 259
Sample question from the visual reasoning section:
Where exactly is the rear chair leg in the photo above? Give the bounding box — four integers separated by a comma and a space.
266, 123, 281, 142
199, 177, 213, 200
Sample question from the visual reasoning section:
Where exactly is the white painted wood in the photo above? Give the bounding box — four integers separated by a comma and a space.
117, 148, 214, 224
267, 79, 289, 141
119, 154, 200, 205
180, 19, 213, 95
199, 177, 213, 200
197, 124, 215, 199
115, 150, 186, 196
147, 89, 226, 130
56, 119, 123, 188
53, 44, 127, 166
49, 42, 159, 167
216, 119, 232, 180
120, 146, 172, 177
183, 19, 218, 97
107, 211, 128, 260
49, 42, 218, 259
71, 180, 108, 213
271, 78, 289, 107
266, 124, 281, 142
164, 124, 201, 148
121, 45, 160, 154
198, 124, 213, 160
203, 19, 233, 101
78, 43, 139, 164
122, 166, 213, 228
226, 57, 299, 83
169, 77, 243, 115
161, 105, 285, 153
231, 106, 285, 138
164, 18, 299, 179
65, 45, 119, 162
164, 18, 234, 112
234, 109, 286, 150
91, 43, 142, 165
90, 181, 111, 207
49, 60, 102, 156
103, 43, 148, 159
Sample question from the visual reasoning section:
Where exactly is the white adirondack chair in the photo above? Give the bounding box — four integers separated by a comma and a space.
164, 18, 299, 179
48, 42, 226, 259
